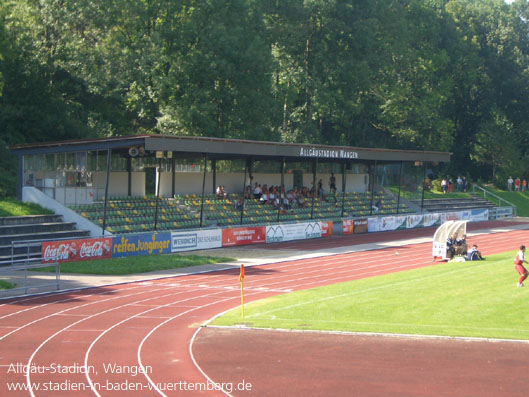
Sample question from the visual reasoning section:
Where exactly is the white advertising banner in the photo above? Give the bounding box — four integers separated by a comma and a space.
406, 214, 424, 229
470, 209, 489, 222
171, 229, 222, 252
266, 222, 321, 243
367, 217, 379, 232
423, 213, 440, 227
378, 216, 407, 231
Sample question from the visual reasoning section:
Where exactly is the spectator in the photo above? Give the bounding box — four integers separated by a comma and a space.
317, 179, 324, 199
216, 185, 227, 199
329, 173, 337, 194
456, 176, 463, 192
441, 178, 447, 194
372, 199, 381, 213
259, 186, 269, 204
523, 179, 527, 192
446, 233, 457, 259
508, 176, 514, 191
447, 177, 453, 193
455, 234, 467, 256
253, 183, 262, 200
467, 245, 485, 261
515, 177, 521, 192
463, 176, 468, 192
234, 197, 244, 210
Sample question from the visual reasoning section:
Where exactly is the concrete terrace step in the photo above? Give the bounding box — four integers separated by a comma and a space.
0, 222, 78, 236
410, 197, 496, 212
0, 229, 90, 247
0, 214, 63, 226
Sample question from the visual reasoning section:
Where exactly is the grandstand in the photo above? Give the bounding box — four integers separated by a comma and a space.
68, 191, 414, 234
11, 135, 450, 236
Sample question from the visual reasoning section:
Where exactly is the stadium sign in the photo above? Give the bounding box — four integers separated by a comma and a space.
112, 232, 171, 258
299, 147, 358, 159
171, 229, 222, 252
266, 222, 322, 243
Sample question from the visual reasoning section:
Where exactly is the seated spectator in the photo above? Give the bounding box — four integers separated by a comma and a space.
253, 183, 262, 200
372, 199, 381, 213
282, 196, 291, 210
234, 197, 244, 210
259, 187, 269, 204
467, 245, 485, 261
216, 185, 226, 199
298, 194, 306, 208
446, 233, 457, 259
269, 186, 276, 203
455, 234, 468, 255
244, 185, 252, 200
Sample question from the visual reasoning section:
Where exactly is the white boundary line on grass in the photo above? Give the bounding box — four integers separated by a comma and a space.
202, 324, 529, 345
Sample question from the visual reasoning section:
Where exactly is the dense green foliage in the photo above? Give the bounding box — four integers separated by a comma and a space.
2, 0, 529, 195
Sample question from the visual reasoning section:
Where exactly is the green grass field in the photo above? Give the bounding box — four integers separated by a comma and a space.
32, 253, 233, 275
213, 250, 529, 340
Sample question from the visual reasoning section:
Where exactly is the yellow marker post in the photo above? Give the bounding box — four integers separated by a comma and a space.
239, 264, 245, 319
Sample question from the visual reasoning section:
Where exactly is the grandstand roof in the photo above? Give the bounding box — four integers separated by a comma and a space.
10, 134, 450, 163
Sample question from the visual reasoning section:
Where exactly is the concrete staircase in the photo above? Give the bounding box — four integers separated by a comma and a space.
0, 215, 90, 265
410, 196, 496, 213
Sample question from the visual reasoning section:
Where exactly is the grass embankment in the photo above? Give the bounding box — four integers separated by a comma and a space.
213, 250, 529, 340
478, 187, 529, 217
33, 254, 234, 275
0, 197, 53, 217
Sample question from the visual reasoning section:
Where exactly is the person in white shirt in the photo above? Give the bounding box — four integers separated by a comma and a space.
514, 245, 528, 287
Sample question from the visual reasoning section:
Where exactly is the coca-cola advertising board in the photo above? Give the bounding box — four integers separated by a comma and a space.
42, 238, 113, 263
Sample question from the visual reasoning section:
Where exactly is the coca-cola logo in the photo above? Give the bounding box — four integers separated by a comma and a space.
80, 241, 110, 258
43, 244, 71, 262
43, 238, 112, 263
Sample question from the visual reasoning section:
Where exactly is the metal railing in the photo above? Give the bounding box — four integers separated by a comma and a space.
0, 238, 65, 296
472, 185, 517, 217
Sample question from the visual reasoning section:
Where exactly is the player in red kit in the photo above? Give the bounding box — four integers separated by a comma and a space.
514, 245, 528, 287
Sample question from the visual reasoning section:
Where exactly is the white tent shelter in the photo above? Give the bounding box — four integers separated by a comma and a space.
432, 220, 467, 260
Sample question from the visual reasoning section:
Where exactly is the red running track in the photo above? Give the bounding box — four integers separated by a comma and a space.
0, 222, 528, 396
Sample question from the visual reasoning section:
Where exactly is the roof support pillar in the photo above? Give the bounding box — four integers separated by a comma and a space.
101, 149, 111, 236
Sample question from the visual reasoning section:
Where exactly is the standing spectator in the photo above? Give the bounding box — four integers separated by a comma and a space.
463, 176, 468, 192
515, 177, 521, 192
447, 177, 453, 193
329, 173, 337, 194
523, 179, 527, 192
317, 179, 324, 199
456, 176, 463, 192
508, 176, 514, 191
441, 178, 447, 194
